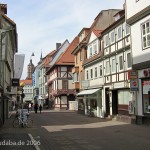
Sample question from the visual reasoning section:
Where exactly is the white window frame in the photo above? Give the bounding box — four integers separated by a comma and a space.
118, 54, 124, 71
95, 67, 97, 78
86, 70, 89, 80
90, 68, 93, 79
126, 52, 132, 69
141, 20, 150, 49
111, 57, 116, 73
93, 42, 97, 54
99, 65, 102, 77
125, 23, 130, 35
110, 31, 115, 44
89, 45, 92, 57
104, 34, 109, 47
105, 60, 110, 75
117, 26, 122, 40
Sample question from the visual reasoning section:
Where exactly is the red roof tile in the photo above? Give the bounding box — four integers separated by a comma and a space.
92, 29, 103, 37
20, 80, 32, 85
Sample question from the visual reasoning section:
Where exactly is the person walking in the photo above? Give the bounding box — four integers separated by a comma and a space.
39, 104, 42, 114
34, 103, 38, 113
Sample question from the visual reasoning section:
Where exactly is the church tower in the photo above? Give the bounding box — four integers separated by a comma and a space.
26, 59, 35, 79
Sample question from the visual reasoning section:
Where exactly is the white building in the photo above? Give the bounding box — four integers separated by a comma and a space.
126, 0, 150, 124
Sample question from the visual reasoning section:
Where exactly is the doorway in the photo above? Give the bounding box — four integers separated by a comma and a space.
105, 88, 110, 117
112, 90, 118, 115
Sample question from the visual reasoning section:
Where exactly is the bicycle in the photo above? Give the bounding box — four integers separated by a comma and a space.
13, 112, 33, 128
87, 109, 94, 117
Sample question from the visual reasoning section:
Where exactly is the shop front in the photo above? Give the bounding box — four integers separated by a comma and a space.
77, 88, 103, 118
136, 68, 150, 124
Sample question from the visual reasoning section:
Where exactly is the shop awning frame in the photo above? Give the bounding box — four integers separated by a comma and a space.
77, 88, 100, 96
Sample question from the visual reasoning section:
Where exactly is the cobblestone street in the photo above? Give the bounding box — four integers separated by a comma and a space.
0, 110, 150, 150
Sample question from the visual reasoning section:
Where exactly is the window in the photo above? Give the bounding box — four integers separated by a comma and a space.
118, 90, 131, 105
119, 55, 123, 71
86, 70, 89, 80
62, 80, 68, 90
112, 58, 116, 73
99, 65, 102, 77
95, 67, 97, 78
127, 52, 132, 68
73, 73, 79, 82
105, 34, 109, 47
106, 61, 110, 74
94, 42, 97, 54
117, 26, 122, 40
110, 31, 115, 43
142, 20, 150, 49
126, 24, 130, 35
89, 46, 92, 57
80, 50, 82, 61
90, 69, 93, 79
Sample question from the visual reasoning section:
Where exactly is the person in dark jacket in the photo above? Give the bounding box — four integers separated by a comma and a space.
39, 104, 42, 114
34, 103, 38, 113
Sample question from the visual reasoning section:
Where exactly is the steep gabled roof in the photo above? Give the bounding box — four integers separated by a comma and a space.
42, 50, 56, 67
55, 36, 79, 65
92, 29, 103, 37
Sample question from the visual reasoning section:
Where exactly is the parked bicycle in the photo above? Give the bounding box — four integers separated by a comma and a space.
87, 109, 94, 117
13, 110, 33, 128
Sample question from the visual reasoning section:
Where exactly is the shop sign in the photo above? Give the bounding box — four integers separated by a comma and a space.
128, 70, 138, 79
139, 68, 150, 78
12, 78, 20, 86
114, 82, 124, 89
130, 79, 138, 91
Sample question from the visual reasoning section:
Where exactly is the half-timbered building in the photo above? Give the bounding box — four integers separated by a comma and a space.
47, 37, 79, 110
102, 9, 133, 121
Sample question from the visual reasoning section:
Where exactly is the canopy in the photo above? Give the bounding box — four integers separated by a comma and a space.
77, 88, 100, 96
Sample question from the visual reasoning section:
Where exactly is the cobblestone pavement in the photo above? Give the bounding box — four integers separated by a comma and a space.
0, 110, 150, 150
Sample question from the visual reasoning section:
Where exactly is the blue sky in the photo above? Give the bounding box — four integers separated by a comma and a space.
2, 0, 124, 79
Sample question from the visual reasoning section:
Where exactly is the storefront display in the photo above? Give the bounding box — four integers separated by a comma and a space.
142, 79, 150, 114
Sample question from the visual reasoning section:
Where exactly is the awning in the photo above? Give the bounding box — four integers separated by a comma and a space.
38, 95, 44, 99
77, 88, 100, 96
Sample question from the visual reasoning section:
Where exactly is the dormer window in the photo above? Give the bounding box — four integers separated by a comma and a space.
90, 46, 92, 57
114, 14, 120, 21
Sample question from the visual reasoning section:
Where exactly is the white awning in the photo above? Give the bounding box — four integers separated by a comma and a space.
39, 95, 44, 99
77, 88, 100, 96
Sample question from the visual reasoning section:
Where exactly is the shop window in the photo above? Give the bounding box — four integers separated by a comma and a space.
90, 99, 97, 109
142, 79, 150, 113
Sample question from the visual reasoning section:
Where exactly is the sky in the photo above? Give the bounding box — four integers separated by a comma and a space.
2, 0, 124, 79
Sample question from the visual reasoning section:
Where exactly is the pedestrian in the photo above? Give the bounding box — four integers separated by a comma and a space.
34, 103, 38, 113
39, 104, 42, 114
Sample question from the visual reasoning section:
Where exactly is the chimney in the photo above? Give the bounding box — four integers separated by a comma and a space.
0, 4, 7, 14
56, 43, 61, 50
